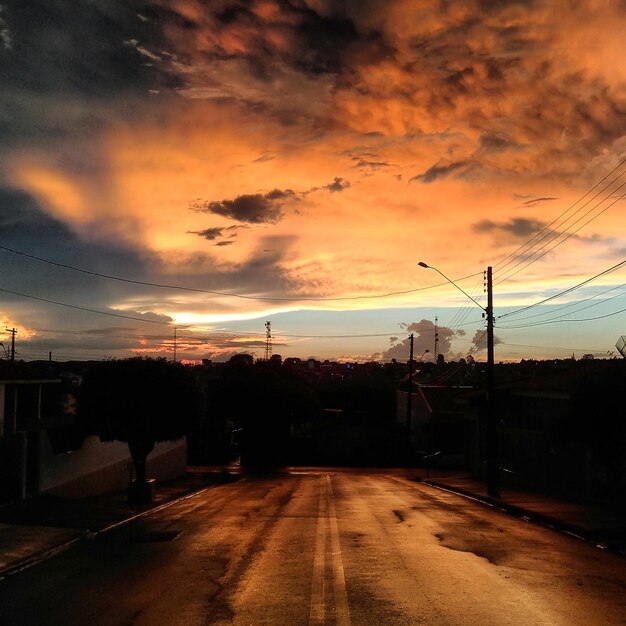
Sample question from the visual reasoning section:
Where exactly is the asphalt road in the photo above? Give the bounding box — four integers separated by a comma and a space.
1, 472, 625, 625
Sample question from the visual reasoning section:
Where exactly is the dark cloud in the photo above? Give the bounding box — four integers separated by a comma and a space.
324, 177, 351, 192
253, 154, 275, 163
352, 158, 391, 169
473, 217, 546, 239
191, 178, 351, 224
520, 197, 558, 207
409, 160, 473, 183
479, 133, 521, 151
215, 241, 235, 247
190, 189, 296, 223
148, 0, 373, 77
134, 1, 626, 180
0, 5, 11, 49
478, 0, 538, 10
0, 186, 148, 295
189, 225, 244, 241
293, 11, 362, 75
190, 227, 224, 241
0, 0, 172, 148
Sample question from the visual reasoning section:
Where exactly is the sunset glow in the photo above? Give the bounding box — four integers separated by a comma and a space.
1, 1, 625, 362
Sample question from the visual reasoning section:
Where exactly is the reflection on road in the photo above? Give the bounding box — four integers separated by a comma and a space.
1, 470, 625, 626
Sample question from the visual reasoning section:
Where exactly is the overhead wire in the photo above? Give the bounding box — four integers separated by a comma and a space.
0, 287, 173, 325
497, 258, 626, 320
2, 156, 625, 359
0, 244, 482, 303
494, 281, 626, 324
498, 289, 626, 327
500, 341, 610, 353
493, 157, 626, 277
495, 188, 626, 285
498, 305, 626, 329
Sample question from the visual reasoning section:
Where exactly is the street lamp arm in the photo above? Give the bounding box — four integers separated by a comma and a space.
418, 262, 485, 311
417, 261, 499, 497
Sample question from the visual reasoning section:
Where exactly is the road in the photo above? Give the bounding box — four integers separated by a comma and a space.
1, 471, 625, 625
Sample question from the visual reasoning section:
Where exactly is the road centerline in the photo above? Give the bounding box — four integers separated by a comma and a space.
327, 475, 351, 626
309, 477, 327, 626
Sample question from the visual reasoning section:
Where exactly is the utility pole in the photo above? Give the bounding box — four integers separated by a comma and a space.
486, 267, 499, 497
406, 333, 414, 466
419, 261, 499, 497
5, 327, 16, 361
173, 327, 177, 363
434, 316, 439, 361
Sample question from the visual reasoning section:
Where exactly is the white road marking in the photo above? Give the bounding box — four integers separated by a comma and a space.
327, 476, 351, 626
309, 475, 352, 626
309, 478, 327, 626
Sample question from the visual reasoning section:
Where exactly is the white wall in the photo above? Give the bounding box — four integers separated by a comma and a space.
39, 434, 186, 497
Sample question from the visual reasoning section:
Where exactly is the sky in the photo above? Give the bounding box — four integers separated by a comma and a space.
0, 0, 625, 364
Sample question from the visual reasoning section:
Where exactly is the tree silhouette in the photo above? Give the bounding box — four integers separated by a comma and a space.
79, 357, 201, 484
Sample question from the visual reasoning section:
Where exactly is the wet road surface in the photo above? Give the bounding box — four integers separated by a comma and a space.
1, 471, 625, 625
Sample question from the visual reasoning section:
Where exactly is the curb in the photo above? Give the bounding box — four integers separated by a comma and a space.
0, 534, 87, 581
0, 475, 240, 581
419, 479, 625, 556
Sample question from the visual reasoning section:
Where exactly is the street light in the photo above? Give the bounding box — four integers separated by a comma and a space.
418, 261, 499, 497
417, 262, 484, 308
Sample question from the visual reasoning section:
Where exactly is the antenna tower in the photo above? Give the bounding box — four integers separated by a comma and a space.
264, 321, 272, 360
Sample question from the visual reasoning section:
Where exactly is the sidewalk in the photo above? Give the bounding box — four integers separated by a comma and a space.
1, 468, 623, 580
0, 468, 236, 578
415, 469, 626, 554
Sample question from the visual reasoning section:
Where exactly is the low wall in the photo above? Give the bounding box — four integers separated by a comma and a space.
39, 434, 187, 498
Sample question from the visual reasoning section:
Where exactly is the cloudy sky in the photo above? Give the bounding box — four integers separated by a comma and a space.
1, 0, 625, 363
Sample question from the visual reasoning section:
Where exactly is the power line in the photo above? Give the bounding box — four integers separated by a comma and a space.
500, 341, 609, 353
495, 189, 626, 285
496, 282, 626, 324
0, 244, 482, 303
499, 289, 626, 327
498, 258, 626, 320
0, 287, 173, 325
493, 157, 626, 275
498, 304, 626, 329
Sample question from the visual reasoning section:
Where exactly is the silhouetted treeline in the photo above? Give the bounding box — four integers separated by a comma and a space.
5, 354, 625, 497
188, 358, 405, 468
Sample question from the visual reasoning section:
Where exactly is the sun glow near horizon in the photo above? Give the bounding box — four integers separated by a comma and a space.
1, 1, 625, 362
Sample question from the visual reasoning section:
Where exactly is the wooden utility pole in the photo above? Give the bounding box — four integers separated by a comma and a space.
486, 267, 499, 497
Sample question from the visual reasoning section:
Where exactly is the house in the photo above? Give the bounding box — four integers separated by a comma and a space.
463, 359, 626, 500
0, 364, 186, 501
397, 385, 470, 467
